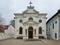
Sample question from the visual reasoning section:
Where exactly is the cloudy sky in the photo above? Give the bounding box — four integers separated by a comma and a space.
0, 0, 60, 24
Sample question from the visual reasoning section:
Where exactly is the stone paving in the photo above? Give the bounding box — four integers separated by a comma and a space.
0, 39, 60, 45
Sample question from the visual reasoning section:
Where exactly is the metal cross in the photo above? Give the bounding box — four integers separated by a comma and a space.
29, 1, 32, 6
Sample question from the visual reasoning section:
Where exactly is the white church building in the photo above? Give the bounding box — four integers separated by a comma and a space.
47, 10, 60, 40
14, 2, 47, 39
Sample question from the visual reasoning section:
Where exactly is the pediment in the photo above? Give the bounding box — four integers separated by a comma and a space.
23, 6, 39, 14
23, 9, 39, 14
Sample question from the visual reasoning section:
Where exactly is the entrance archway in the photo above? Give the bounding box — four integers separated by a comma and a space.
28, 26, 33, 39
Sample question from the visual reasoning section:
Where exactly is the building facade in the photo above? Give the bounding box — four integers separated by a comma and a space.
47, 10, 60, 40
14, 4, 47, 39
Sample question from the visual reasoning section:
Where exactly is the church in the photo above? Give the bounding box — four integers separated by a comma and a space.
14, 2, 47, 39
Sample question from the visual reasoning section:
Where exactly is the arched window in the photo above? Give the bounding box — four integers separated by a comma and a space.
19, 27, 23, 34
28, 26, 33, 30
39, 27, 42, 34
29, 17, 33, 21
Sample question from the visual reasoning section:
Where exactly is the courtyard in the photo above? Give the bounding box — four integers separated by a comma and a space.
0, 39, 60, 45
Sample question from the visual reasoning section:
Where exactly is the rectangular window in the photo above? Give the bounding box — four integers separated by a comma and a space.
19, 27, 23, 34
52, 23, 54, 29
49, 25, 50, 30
55, 33, 57, 39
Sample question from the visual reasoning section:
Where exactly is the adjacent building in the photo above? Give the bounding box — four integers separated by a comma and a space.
14, 3, 47, 39
46, 10, 60, 40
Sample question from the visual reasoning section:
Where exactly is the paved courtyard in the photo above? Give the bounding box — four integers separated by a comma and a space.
0, 39, 60, 45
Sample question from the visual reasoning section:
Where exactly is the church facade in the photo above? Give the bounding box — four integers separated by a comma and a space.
14, 4, 47, 39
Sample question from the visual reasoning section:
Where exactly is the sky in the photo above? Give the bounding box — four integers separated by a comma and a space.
0, 0, 60, 25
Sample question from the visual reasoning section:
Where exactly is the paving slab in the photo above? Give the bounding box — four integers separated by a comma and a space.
0, 39, 60, 45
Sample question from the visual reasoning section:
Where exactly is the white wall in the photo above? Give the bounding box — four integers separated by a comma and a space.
14, 6, 47, 39
47, 15, 60, 40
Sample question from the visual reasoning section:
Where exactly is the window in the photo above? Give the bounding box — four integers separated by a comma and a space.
29, 17, 33, 21
19, 27, 23, 34
49, 25, 50, 30
39, 27, 42, 34
19, 20, 22, 23
39, 20, 42, 23
49, 34, 51, 38
52, 23, 54, 29
55, 33, 57, 39
55, 21, 57, 24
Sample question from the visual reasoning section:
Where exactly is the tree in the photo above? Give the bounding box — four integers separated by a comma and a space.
10, 20, 15, 27
0, 15, 5, 32
0, 15, 5, 25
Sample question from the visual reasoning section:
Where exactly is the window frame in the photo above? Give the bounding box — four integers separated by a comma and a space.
52, 23, 54, 29
29, 17, 33, 21
39, 27, 42, 34
19, 20, 22, 23
39, 20, 42, 23
55, 21, 57, 24
55, 33, 57, 39
19, 27, 23, 34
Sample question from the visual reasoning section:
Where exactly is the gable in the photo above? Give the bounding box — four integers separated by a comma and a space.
23, 6, 39, 14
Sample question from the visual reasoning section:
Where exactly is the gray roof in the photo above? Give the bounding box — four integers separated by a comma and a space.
47, 10, 60, 24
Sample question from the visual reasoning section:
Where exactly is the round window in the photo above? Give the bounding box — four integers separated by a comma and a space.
20, 20, 22, 23
39, 20, 42, 23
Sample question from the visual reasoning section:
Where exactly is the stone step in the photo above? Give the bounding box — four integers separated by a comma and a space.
25, 39, 41, 41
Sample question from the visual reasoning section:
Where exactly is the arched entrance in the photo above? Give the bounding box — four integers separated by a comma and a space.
28, 26, 33, 39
